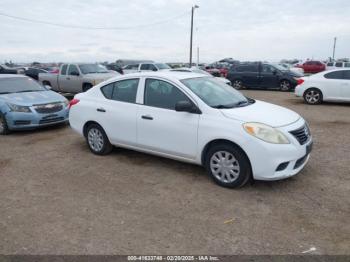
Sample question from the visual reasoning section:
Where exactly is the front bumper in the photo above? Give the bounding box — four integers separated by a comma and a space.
243, 118, 313, 181
5, 107, 69, 130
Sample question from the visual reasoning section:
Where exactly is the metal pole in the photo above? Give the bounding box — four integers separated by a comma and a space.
189, 6, 194, 68
197, 46, 199, 66
332, 37, 337, 61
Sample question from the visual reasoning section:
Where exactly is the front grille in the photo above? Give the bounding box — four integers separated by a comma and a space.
294, 154, 308, 169
289, 125, 310, 145
34, 103, 63, 114
39, 117, 64, 125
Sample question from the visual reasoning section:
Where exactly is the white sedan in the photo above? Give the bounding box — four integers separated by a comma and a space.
69, 72, 312, 188
295, 69, 350, 104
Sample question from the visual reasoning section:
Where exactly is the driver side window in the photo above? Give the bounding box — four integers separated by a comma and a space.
144, 79, 191, 110
68, 65, 79, 76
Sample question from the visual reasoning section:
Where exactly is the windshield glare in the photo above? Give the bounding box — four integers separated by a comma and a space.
0, 77, 46, 94
155, 63, 171, 70
181, 77, 248, 108
79, 64, 109, 74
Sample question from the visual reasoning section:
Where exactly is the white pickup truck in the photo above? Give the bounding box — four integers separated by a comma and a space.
39, 63, 119, 93
123, 62, 171, 74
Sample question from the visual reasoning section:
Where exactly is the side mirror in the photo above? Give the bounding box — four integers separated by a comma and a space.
175, 101, 201, 114
44, 85, 52, 90
70, 71, 80, 76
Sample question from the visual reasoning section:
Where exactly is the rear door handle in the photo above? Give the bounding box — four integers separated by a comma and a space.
97, 108, 106, 112
141, 115, 153, 120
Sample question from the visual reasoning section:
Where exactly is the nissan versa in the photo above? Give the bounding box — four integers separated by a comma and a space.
0, 75, 69, 135
69, 72, 313, 188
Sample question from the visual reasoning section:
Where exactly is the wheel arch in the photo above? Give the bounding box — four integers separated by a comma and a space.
83, 120, 103, 137
201, 139, 252, 169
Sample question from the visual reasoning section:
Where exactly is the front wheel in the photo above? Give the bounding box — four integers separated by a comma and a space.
303, 88, 322, 104
279, 80, 291, 91
205, 143, 251, 188
0, 113, 10, 135
85, 124, 113, 155
232, 79, 244, 90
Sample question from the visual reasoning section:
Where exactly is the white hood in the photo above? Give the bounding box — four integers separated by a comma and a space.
220, 100, 300, 127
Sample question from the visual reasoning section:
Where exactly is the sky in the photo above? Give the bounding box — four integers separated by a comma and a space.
0, 0, 349, 63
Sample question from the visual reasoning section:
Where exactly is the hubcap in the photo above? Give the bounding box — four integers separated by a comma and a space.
0, 116, 4, 133
305, 90, 320, 103
210, 151, 240, 183
280, 81, 290, 91
88, 128, 104, 152
233, 81, 242, 89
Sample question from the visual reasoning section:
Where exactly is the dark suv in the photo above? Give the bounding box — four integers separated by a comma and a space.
227, 62, 302, 91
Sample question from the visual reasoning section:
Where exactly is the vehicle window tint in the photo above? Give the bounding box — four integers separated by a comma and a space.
343, 70, 350, 80
261, 64, 274, 73
324, 71, 344, 80
61, 65, 68, 75
100, 83, 114, 99
111, 78, 139, 103
345, 63, 350, 68
236, 65, 258, 72
140, 64, 149, 70
68, 65, 79, 75
144, 79, 191, 110
335, 62, 343, 67
327, 62, 334, 66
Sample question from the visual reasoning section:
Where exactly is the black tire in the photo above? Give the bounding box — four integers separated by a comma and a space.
279, 80, 291, 91
204, 143, 251, 188
83, 83, 93, 92
0, 112, 10, 135
303, 88, 323, 105
85, 123, 113, 155
232, 79, 244, 90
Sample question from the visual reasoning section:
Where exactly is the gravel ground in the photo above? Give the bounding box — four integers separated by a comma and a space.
0, 90, 349, 255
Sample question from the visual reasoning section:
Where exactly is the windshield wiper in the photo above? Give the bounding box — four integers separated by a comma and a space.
0, 92, 12, 94
212, 104, 235, 109
16, 90, 42, 93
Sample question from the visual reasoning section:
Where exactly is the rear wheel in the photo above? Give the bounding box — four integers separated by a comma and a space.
279, 80, 291, 91
303, 88, 322, 104
205, 143, 251, 188
85, 123, 113, 155
0, 113, 10, 135
232, 79, 244, 90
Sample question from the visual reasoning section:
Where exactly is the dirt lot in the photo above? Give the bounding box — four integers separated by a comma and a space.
0, 90, 349, 255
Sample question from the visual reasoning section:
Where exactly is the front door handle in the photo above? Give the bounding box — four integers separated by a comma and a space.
141, 115, 153, 120
97, 108, 106, 112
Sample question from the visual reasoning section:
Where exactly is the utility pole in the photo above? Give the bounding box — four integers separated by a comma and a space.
332, 37, 337, 61
189, 5, 199, 68
197, 46, 199, 66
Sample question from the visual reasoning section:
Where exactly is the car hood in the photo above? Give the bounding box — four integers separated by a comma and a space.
220, 100, 300, 127
0, 90, 66, 106
84, 72, 119, 80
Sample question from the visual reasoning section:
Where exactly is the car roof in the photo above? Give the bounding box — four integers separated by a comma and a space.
109, 71, 207, 82
0, 74, 27, 79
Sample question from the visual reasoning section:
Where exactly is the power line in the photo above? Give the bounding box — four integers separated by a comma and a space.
0, 10, 189, 30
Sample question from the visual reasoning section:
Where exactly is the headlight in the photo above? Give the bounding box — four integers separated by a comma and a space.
7, 103, 32, 113
63, 100, 69, 107
243, 122, 290, 144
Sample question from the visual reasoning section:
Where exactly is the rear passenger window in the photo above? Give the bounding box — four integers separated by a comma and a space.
101, 79, 139, 103
324, 71, 344, 80
112, 79, 139, 103
335, 62, 343, 67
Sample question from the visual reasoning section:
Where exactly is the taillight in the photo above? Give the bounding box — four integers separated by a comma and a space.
69, 98, 80, 109
297, 79, 304, 85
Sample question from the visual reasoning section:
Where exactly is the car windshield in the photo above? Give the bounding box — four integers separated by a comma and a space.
79, 64, 109, 74
0, 77, 46, 94
181, 77, 250, 108
155, 63, 171, 70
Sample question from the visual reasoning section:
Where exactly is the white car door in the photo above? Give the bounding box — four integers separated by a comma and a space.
137, 77, 200, 159
97, 78, 140, 145
323, 71, 344, 100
